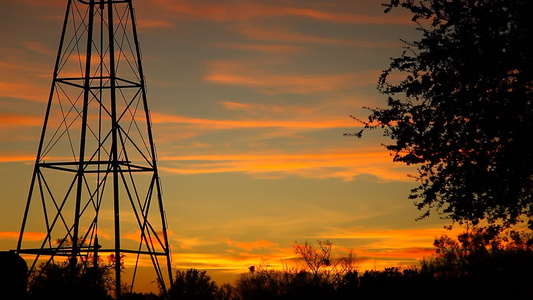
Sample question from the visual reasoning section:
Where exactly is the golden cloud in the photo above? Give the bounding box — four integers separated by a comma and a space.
0, 231, 45, 241
150, 112, 355, 130
158, 149, 411, 182
222, 238, 279, 252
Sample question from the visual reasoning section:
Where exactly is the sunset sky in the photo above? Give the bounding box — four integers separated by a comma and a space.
1, 0, 459, 292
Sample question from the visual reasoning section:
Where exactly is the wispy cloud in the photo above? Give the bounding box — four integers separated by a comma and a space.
219, 100, 362, 119
212, 42, 305, 54
204, 60, 380, 94
152, 0, 411, 25
275, 6, 411, 25
324, 227, 459, 238
0, 231, 45, 241
136, 18, 173, 30
0, 113, 43, 127
151, 112, 354, 130
0, 81, 49, 103
4, 0, 64, 9
318, 227, 463, 249
172, 252, 261, 271
223, 238, 279, 252
23, 41, 56, 56
355, 247, 434, 260
0, 154, 35, 163
159, 149, 411, 182
231, 25, 399, 48
174, 236, 219, 250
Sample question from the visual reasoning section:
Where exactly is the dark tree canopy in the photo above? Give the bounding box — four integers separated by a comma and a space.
168, 269, 218, 300
356, 0, 533, 228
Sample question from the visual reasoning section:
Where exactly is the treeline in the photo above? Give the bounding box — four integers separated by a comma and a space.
23, 229, 533, 299
162, 229, 533, 300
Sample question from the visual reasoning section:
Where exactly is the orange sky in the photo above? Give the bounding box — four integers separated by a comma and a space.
0, 0, 458, 293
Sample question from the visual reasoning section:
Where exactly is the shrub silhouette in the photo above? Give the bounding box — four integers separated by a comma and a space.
231, 233, 533, 299
168, 268, 219, 300
27, 260, 113, 300
419, 228, 533, 299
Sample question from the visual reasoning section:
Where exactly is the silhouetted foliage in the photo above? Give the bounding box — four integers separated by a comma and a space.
230, 235, 533, 299
21, 233, 532, 299
359, 267, 432, 299
22, 237, 529, 299
168, 268, 219, 300
235, 268, 282, 300
27, 259, 114, 300
217, 283, 236, 300
418, 228, 533, 299
353, 0, 533, 229
234, 241, 359, 299
235, 267, 336, 300
24, 238, 131, 299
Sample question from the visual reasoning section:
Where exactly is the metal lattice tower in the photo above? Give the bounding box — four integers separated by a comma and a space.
16, 0, 173, 297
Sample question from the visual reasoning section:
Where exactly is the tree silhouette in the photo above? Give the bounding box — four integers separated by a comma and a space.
419, 228, 533, 298
353, 0, 533, 229
27, 259, 113, 300
293, 240, 332, 276
168, 268, 218, 300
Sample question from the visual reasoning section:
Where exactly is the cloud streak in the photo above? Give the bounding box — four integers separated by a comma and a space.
231, 25, 399, 49
152, 0, 411, 25
0, 231, 45, 241
136, 19, 173, 29
152, 112, 354, 130
212, 42, 305, 54
159, 149, 411, 182
0, 113, 43, 127
204, 60, 380, 94
0, 154, 35, 163
0, 81, 49, 103
223, 238, 279, 252
318, 227, 463, 250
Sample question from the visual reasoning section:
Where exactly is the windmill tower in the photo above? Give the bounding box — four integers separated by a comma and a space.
16, 0, 173, 297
